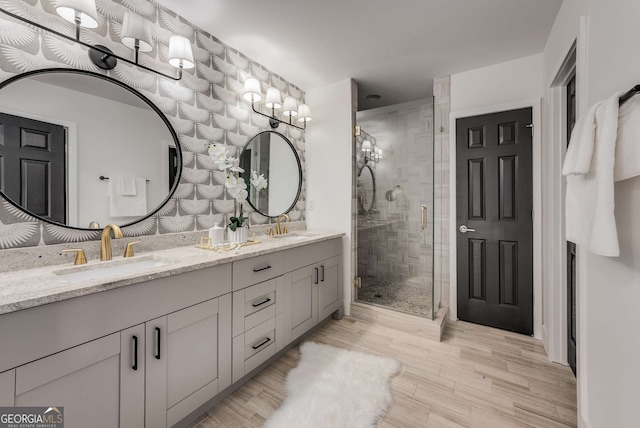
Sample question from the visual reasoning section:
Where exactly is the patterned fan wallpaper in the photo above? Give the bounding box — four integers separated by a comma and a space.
0, 0, 306, 250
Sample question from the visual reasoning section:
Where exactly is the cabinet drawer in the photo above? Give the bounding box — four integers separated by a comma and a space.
244, 317, 276, 361
232, 318, 277, 383
283, 238, 342, 272
233, 279, 277, 336
233, 252, 284, 291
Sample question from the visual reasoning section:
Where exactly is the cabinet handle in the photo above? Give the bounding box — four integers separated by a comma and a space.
252, 337, 271, 350
155, 327, 161, 360
314, 267, 319, 284
132, 335, 138, 371
252, 298, 272, 308
321, 265, 325, 282
253, 265, 272, 273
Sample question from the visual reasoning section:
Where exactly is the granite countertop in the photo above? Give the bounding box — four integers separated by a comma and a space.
0, 230, 343, 315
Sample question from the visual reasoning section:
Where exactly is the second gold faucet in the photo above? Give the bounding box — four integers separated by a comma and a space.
276, 214, 290, 235
100, 224, 123, 261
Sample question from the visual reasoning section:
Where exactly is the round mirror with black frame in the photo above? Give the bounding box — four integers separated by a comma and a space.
357, 164, 376, 214
239, 131, 302, 218
0, 68, 182, 231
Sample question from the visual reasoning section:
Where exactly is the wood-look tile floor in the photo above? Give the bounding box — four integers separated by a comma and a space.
188, 318, 577, 428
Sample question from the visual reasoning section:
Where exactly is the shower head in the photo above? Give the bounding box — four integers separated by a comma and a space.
385, 185, 403, 202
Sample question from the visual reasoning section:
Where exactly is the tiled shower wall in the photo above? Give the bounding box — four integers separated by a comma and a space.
434, 76, 451, 309
0, 0, 305, 250
356, 101, 434, 285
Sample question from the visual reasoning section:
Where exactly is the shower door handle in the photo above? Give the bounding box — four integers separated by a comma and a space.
421, 205, 428, 230
459, 225, 476, 233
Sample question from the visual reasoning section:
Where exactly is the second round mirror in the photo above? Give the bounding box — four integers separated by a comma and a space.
239, 131, 302, 218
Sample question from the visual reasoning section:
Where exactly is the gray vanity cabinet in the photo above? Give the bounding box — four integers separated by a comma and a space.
284, 239, 343, 341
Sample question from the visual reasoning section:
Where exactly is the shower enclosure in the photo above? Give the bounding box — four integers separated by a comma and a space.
354, 98, 439, 319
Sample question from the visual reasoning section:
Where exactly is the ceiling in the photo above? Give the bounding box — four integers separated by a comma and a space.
157, 0, 563, 110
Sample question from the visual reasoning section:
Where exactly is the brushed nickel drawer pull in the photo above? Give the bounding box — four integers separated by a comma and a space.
252, 337, 271, 350
252, 298, 272, 308
252, 265, 272, 273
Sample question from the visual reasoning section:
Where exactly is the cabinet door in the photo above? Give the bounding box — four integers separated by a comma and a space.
14, 333, 122, 428
290, 265, 318, 341
318, 255, 342, 320
121, 324, 146, 428
0, 370, 15, 406
145, 316, 167, 428
147, 294, 232, 428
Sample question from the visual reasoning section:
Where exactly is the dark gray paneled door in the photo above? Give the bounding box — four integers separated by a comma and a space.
456, 108, 533, 335
0, 112, 66, 224
566, 75, 577, 376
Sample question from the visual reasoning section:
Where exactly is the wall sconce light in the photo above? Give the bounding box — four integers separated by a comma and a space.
243, 77, 311, 131
361, 139, 381, 164
0, 1, 194, 81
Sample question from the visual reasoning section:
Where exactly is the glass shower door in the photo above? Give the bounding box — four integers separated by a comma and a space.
354, 98, 436, 319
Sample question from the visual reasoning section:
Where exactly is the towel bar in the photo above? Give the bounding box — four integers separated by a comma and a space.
99, 175, 150, 182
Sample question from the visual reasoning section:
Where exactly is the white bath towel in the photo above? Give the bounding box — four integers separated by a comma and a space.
614, 95, 640, 182
562, 102, 600, 175
564, 92, 622, 257
107, 177, 147, 217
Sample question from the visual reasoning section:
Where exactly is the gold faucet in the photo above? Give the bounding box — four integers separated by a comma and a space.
276, 214, 290, 235
100, 224, 123, 261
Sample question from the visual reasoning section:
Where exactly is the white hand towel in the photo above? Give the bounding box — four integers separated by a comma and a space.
614, 95, 640, 182
121, 177, 137, 196
107, 177, 147, 217
564, 92, 623, 257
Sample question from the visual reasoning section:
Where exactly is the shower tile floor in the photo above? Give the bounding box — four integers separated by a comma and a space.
356, 278, 433, 318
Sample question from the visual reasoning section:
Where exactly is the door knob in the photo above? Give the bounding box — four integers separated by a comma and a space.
459, 225, 476, 233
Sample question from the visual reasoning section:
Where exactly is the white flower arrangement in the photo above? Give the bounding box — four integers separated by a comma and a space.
208, 143, 268, 230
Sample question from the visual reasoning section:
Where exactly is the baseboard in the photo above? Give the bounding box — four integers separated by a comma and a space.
349, 302, 448, 341
541, 324, 550, 358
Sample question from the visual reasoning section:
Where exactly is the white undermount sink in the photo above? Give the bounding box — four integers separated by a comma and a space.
54, 256, 168, 283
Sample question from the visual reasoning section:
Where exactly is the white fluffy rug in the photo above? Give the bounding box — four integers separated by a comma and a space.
264, 342, 401, 428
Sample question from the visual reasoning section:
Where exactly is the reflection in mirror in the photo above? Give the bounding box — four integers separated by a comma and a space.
358, 164, 376, 213
239, 131, 302, 217
0, 69, 181, 230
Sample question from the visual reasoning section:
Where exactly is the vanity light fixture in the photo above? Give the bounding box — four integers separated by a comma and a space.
362, 139, 380, 164
0, 1, 193, 81
243, 77, 312, 131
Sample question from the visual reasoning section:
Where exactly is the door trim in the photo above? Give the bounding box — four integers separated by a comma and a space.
545, 43, 577, 365
449, 98, 542, 339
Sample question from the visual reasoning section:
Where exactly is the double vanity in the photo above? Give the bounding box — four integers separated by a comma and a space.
0, 232, 343, 428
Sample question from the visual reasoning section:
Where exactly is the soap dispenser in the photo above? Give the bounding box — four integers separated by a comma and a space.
208, 223, 225, 246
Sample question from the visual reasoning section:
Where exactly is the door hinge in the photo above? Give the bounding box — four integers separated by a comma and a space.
354, 125, 361, 137
353, 277, 362, 288
532, 209, 535, 221
526, 123, 534, 136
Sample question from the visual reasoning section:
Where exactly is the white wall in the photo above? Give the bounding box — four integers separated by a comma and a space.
577, 1, 640, 426
0, 79, 171, 228
451, 54, 543, 112
306, 79, 354, 315
540, 0, 640, 426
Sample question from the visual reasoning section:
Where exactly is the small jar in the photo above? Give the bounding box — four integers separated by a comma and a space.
208, 223, 225, 246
